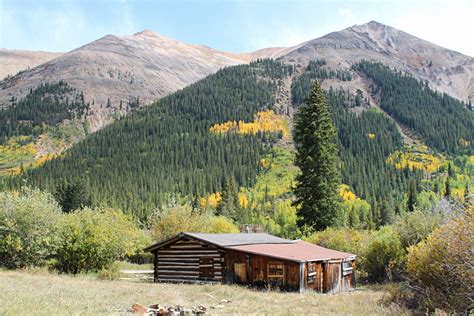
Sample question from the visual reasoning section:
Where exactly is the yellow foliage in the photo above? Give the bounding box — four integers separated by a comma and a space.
238, 193, 249, 209
4, 166, 22, 176
207, 216, 239, 234
387, 149, 445, 174
340, 185, 357, 201
407, 208, 473, 312
451, 188, 465, 200
367, 133, 376, 140
200, 192, 222, 209
0, 139, 37, 159
259, 158, 270, 169
458, 138, 470, 147
31, 153, 58, 168
209, 110, 289, 138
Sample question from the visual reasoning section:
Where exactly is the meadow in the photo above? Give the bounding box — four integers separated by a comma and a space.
0, 270, 408, 315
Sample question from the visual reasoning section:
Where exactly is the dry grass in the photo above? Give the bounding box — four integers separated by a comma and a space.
0, 270, 409, 315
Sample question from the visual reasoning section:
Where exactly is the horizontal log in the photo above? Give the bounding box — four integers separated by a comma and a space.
157, 274, 222, 280
158, 257, 199, 261
158, 270, 199, 275
157, 262, 198, 266
158, 254, 221, 258
158, 250, 220, 255
169, 245, 216, 249
156, 278, 222, 283
157, 271, 222, 277
157, 266, 222, 271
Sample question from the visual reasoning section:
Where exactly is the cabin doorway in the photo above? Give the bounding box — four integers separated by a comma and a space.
234, 263, 247, 283
199, 257, 214, 279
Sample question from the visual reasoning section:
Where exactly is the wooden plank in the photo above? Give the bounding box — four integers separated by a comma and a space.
158, 250, 220, 254
156, 278, 221, 283
157, 274, 222, 280
157, 262, 198, 266
157, 254, 221, 258
158, 258, 199, 262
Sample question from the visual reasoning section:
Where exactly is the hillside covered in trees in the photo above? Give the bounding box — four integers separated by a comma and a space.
4, 59, 473, 225
7, 60, 293, 219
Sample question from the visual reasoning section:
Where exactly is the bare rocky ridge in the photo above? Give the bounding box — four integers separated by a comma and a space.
0, 30, 287, 131
0, 21, 472, 133
0, 49, 62, 80
282, 21, 473, 102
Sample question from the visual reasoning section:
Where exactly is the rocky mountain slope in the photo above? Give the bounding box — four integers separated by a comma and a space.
0, 30, 286, 131
0, 49, 62, 80
282, 21, 473, 102
0, 21, 472, 134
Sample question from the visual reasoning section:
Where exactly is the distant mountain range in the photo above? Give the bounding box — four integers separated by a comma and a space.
0, 20, 472, 133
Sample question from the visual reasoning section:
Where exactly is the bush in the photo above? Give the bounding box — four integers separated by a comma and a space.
361, 226, 405, 282
305, 227, 371, 254
149, 203, 239, 241
97, 262, 123, 280
207, 216, 239, 233
393, 210, 442, 249
0, 187, 62, 268
55, 207, 148, 273
406, 208, 473, 313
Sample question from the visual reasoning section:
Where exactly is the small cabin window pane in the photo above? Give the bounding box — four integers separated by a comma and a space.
342, 261, 353, 276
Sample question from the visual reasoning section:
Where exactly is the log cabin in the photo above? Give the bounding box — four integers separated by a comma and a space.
144, 232, 356, 293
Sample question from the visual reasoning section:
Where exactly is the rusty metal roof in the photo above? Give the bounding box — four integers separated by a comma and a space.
227, 240, 356, 263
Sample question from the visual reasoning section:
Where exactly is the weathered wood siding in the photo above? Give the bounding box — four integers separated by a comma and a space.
303, 259, 355, 293
224, 250, 300, 291
304, 261, 324, 292
152, 237, 224, 283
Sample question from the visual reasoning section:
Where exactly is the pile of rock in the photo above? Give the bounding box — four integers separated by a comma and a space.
130, 300, 231, 315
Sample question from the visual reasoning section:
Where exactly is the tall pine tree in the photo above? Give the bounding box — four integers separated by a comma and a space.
293, 81, 341, 230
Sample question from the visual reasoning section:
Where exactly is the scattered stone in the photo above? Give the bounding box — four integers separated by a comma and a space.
132, 303, 151, 314
130, 300, 231, 315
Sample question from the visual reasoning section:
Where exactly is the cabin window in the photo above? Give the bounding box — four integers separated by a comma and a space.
307, 262, 318, 284
267, 262, 285, 287
342, 261, 353, 276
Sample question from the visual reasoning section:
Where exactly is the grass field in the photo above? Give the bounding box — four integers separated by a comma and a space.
0, 270, 408, 315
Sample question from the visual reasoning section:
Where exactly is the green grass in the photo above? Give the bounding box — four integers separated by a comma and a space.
0, 270, 409, 315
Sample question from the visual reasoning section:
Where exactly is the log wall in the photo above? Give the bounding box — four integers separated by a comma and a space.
152, 237, 224, 283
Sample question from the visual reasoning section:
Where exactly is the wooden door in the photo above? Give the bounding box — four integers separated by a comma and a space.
234, 263, 247, 283
199, 257, 214, 279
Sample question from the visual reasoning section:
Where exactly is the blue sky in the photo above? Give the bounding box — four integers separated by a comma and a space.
1, 0, 473, 56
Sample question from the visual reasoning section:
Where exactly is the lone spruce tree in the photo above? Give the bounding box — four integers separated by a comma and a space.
293, 81, 341, 230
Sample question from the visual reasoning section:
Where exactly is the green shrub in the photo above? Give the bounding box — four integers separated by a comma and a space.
55, 207, 148, 274
207, 216, 239, 233
305, 227, 371, 254
393, 210, 442, 249
361, 226, 405, 282
406, 208, 473, 313
0, 187, 62, 268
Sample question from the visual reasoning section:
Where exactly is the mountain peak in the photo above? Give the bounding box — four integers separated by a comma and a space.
134, 29, 159, 37
366, 20, 385, 28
